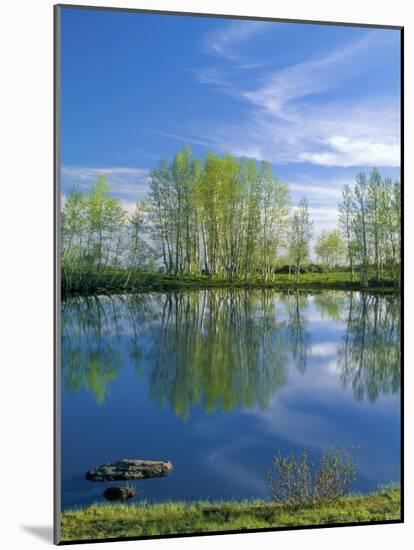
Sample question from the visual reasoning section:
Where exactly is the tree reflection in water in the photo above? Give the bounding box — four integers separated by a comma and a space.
146, 290, 303, 419
338, 292, 400, 402
61, 290, 400, 416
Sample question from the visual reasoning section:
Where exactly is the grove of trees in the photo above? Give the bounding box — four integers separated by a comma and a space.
148, 147, 292, 279
338, 169, 401, 285
314, 229, 345, 269
61, 147, 401, 292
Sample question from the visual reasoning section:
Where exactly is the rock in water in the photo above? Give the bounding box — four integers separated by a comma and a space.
103, 486, 136, 502
85, 459, 173, 482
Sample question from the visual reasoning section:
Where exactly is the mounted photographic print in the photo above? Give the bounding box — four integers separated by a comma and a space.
54, 4, 403, 545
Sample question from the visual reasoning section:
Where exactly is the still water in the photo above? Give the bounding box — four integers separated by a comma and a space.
61, 289, 400, 509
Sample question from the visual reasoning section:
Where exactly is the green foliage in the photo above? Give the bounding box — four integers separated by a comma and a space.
148, 151, 291, 279
338, 170, 401, 285
315, 229, 346, 269
61, 152, 401, 294
61, 176, 155, 293
62, 148, 291, 289
62, 290, 310, 415
313, 291, 345, 321
266, 448, 357, 508
288, 198, 313, 280
62, 291, 400, 415
60, 487, 401, 541
338, 293, 400, 402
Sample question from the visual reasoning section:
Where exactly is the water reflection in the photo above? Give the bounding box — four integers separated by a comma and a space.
61, 290, 400, 415
313, 291, 346, 321
145, 290, 309, 419
338, 293, 400, 402
62, 296, 123, 404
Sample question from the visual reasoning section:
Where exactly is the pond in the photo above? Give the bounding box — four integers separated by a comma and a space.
61, 289, 401, 509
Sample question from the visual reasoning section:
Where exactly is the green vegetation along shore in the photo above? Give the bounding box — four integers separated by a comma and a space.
62, 149, 401, 295
61, 269, 400, 296
61, 487, 401, 542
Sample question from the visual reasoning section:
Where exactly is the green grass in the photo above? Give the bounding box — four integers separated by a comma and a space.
60, 487, 401, 542
62, 269, 399, 296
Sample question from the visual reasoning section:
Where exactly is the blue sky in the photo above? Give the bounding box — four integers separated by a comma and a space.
60, 7, 401, 234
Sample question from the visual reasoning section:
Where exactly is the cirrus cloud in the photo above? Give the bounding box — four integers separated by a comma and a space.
61, 165, 150, 200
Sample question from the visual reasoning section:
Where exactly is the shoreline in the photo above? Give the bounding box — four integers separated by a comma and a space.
61, 271, 400, 297
61, 487, 401, 542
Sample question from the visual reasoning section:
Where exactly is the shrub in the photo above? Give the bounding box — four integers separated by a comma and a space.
266, 448, 357, 508
274, 265, 291, 274
306, 263, 325, 273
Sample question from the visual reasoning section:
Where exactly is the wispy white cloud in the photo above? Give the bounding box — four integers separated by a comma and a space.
61, 165, 150, 200
289, 181, 342, 200
148, 129, 216, 149
193, 66, 237, 95
188, 29, 400, 169
308, 207, 340, 233
298, 136, 399, 167
186, 98, 399, 169
201, 20, 271, 62
242, 32, 390, 113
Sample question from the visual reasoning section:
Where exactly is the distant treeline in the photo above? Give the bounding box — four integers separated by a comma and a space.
61, 147, 401, 292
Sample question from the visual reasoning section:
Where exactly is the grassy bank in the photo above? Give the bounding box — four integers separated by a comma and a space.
61, 487, 401, 542
62, 269, 400, 296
